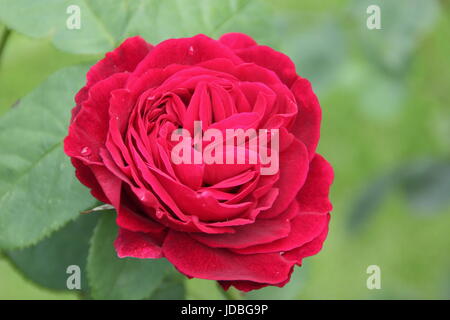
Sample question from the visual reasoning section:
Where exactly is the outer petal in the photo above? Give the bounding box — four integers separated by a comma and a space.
190, 215, 291, 249
70, 158, 108, 203
114, 228, 163, 259
86, 36, 152, 87
232, 212, 329, 254
116, 206, 166, 235
133, 34, 242, 75
64, 73, 129, 163
219, 32, 257, 49
162, 231, 294, 284
291, 77, 322, 161
234, 45, 298, 87
297, 154, 334, 213
71, 36, 151, 118
283, 215, 330, 265
89, 164, 122, 208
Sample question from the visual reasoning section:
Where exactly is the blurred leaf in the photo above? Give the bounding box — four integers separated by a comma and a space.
0, 0, 119, 54
6, 213, 99, 291
348, 0, 440, 121
124, 0, 270, 43
400, 160, 450, 215
347, 173, 398, 233
0, 0, 270, 55
357, 68, 406, 120
0, 32, 97, 115
351, 0, 440, 74
0, 65, 97, 249
185, 278, 227, 300
245, 265, 308, 300
87, 213, 171, 300
348, 159, 450, 232
278, 16, 347, 94
0, 258, 78, 299
149, 273, 186, 300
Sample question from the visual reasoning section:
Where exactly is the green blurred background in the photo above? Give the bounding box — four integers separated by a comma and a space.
0, 0, 449, 299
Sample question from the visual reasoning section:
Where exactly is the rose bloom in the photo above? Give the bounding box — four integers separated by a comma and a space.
64, 33, 333, 292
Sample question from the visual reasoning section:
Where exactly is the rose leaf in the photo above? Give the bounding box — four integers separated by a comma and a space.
0, 65, 97, 249
87, 213, 171, 300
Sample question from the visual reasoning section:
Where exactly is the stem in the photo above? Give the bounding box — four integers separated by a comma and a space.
0, 27, 11, 64
221, 289, 236, 300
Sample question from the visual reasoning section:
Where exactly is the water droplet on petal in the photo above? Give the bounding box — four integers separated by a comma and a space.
147, 95, 156, 101
81, 146, 91, 156
188, 45, 194, 55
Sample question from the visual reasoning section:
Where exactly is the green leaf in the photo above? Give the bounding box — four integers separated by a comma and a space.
351, 0, 440, 74
124, 0, 270, 43
357, 67, 406, 120
0, 0, 270, 55
185, 278, 228, 300
0, 31, 97, 115
278, 16, 347, 94
0, 65, 97, 249
400, 160, 450, 216
149, 273, 186, 300
0, 0, 117, 54
347, 159, 450, 232
6, 213, 100, 291
87, 213, 171, 300
346, 172, 398, 233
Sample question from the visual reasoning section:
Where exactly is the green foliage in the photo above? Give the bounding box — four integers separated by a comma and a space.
0, 0, 118, 54
87, 214, 174, 300
351, 0, 440, 74
0, 32, 97, 115
185, 278, 228, 300
348, 159, 450, 233
0, 65, 97, 249
0, 0, 269, 54
401, 160, 450, 215
150, 273, 186, 300
125, 0, 269, 42
6, 213, 100, 291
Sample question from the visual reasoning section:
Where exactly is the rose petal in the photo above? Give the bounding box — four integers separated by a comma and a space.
219, 32, 257, 50
258, 138, 309, 219
283, 214, 330, 265
232, 212, 329, 254
87, 36, 152, 87
114, 228, 163, 259
235, 45, 298, 87
70, 158, 108, 203
297, 154, 334, 213
163, 231, 294, 283
116, 206, 165, 235
291, 77, 322, 161
133, 34, 242, 74
190, 199, 298, 249
64, 73, 129, 163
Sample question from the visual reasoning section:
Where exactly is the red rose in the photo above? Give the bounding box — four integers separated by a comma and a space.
64, 33, 333, 292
